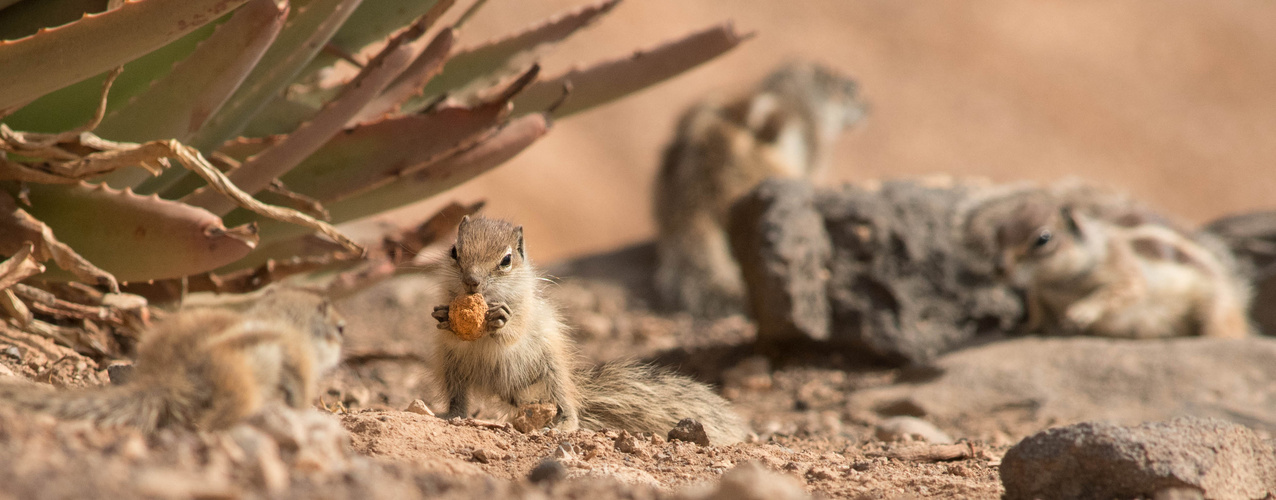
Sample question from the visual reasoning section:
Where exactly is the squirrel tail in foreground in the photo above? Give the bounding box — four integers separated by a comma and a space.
0, 383, 185, 432
575, 360, 748, 445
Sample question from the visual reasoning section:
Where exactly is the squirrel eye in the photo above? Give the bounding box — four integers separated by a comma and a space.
500, 253, 512, 268
1034, 230, 1052, 248
450, 245, 458, 260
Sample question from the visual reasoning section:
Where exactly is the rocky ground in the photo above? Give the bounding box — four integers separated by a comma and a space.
0, 237, 1271, 498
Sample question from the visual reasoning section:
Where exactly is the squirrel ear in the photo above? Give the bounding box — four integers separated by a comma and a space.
460, 215, 471, 227
515, 226, 525, 258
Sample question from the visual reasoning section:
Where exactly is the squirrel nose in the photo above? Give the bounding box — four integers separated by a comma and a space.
462, 273, 482, 292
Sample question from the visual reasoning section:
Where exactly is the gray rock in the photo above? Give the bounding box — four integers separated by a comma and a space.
668, 418, 711, 446
1001, 417, 1276, 500
728, 178, 832, 350
850, 337, 1276, 436
815, 181, 1021, 363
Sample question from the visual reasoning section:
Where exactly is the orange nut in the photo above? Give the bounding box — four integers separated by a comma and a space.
448, 293, 487, 341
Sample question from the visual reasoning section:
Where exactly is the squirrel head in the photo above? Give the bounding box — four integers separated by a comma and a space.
250, 287, 345, 374
994, 200, 1085, 283
448, 216, 528, 296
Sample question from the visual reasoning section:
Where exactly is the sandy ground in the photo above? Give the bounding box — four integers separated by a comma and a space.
357, 0, 1276, 262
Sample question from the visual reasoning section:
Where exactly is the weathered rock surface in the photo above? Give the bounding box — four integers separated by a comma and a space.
729, 178, 1022, 363
816, 180, 1022, 363
850, 337, 1276, 437
1000, 417, 1276, 500
729, 178, 832, 350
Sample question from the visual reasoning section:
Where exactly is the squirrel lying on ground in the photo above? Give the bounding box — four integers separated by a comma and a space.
653, 62, 866, 317
993, 199, 1251, 338
0, 287, 344, 432
430, 216, 748, 445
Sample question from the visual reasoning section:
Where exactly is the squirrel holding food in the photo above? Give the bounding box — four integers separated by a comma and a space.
430, 216, 748, 444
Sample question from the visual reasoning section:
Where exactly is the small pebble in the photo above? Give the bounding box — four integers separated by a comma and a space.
404, 399, 435, 417
668, 418, 711, 446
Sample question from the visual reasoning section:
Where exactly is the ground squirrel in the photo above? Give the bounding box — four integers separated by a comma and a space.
0, 287, 344, 432
430, 216, 749, 444
653, 61, 866, 317
994, 199, 1251, 338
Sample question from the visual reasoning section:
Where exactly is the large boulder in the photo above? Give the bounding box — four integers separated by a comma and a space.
729, 178, 1021, 363
1000, 417, 1276, 500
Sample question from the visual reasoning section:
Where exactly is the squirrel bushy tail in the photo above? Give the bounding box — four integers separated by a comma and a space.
575, 360, 748, 445
0, 383, 174, 431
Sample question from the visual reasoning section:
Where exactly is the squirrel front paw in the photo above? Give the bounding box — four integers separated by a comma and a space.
1064, 302, 1105, 332
487, 302, 511, 330
432, 304, 451, 330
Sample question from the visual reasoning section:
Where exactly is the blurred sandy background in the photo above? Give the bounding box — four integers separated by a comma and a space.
359, 0, 1276, 262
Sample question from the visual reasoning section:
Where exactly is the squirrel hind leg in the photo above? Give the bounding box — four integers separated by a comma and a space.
654, 224, 745, 318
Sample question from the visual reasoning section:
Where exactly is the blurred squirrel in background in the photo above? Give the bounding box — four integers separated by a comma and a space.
653, 61, 866, 317
979, 188, 1252, 339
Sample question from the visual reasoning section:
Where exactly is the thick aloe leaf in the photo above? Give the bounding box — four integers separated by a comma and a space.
512, 23, 750, 118
238, 0, 456, 137
245, 26, 455, 136
18, 182, 258, 282
0, 0, 250, 113
402, 0, 620, 114
219, 101, 506, 229
350, 27, 454, 124
243, 113, 548, 249
219, 68, 532, 231
331, 112, 549, 223
182, 2, 451, 216
289, 101, 508, 201
0, 190, 116, 289
184, 0, 363, 154
95, 0, 288, 189
1, 16, 223, 133
95, 0, 288, 146
329, 0, 441, 60
283, 0, 444, 92
0, 0, 103, 42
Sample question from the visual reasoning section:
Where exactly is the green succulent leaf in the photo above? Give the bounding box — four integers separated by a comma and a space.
1, 16, 223, 133
328, 0, 441, 61
95, 0, 289, 188
238, 112, 548, 267
513, 22, 750, 118
401, 0, 621, 114
0, 0, 102, 42
181, 0, 452, 216
330, 112, 550, 224
184, 0, 364, 153
219, 99, 509, 232
350, 27, 454, 124
17, 182, 258, 282
0, 0, 249, 113
140, 0, 366, 196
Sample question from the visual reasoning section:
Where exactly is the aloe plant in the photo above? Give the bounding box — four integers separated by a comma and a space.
0, 0, 746, 352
